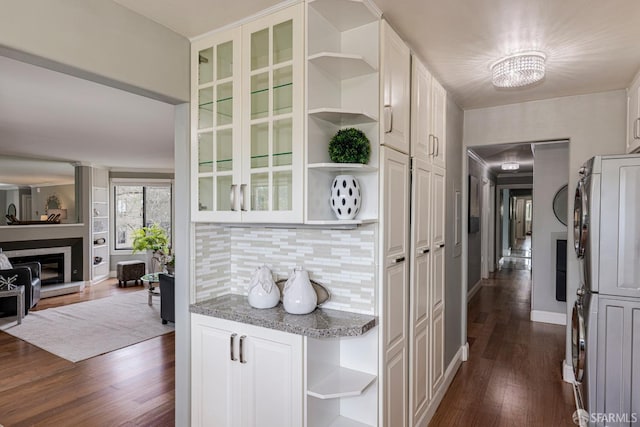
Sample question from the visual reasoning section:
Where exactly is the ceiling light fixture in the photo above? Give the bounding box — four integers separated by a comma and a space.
501, 162, 520, 171
491, 51, 546, 88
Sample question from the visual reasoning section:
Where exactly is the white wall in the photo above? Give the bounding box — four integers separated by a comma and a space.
0, 0, 189, 103
531, 143, 569, 316
463, 89, 627, 369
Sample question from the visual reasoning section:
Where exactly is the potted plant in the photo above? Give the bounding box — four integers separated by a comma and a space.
131, 224, 172, 273
328, 128, 371, 164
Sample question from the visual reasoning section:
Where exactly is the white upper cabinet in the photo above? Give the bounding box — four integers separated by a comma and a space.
627, 76, 640, 154
411, 55, 447, 168
192, 5, 304, 223
381, 20, 411, 155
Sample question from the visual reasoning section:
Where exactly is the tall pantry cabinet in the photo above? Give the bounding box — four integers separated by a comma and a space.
379, 34, 448, 425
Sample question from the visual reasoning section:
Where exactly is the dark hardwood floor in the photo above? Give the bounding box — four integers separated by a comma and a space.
430, 267, 576, 426
0, 279, 175, 426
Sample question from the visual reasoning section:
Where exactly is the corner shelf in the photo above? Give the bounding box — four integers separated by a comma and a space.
307, 163, 377, 173
308, 52, 376, 80
304, 218, 377, 227
309, 108, 377, 126
327, 417, 373, 427
308, 0, 378, 32
307, 367, 376, 399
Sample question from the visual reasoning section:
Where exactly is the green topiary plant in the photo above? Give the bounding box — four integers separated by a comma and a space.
328, 128, 370, 164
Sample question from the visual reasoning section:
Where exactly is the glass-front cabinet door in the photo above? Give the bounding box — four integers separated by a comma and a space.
192, 28, 242, 221
241, 5, 303, 223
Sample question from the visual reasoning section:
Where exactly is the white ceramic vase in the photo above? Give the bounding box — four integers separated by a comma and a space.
330, 175, 361, 220
247, 265, 280, 309
283, 267, 317, 315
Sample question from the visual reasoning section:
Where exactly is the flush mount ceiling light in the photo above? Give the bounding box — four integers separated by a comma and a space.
501, 162, 520, 171
491, 51, 546, 88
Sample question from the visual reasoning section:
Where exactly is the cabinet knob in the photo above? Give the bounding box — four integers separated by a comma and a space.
421, 248, 430, 254
392, 256, 405, 264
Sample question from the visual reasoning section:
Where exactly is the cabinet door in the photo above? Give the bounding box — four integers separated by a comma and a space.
381, 146, 409, 427
192, 28, 243, 222
191, 314, 237, 427
240, 324, 303, 427
599, 158, 640, 298
381, 20, 411, 155
431, 305, 445, 395
596, 297, 640, 422
411, 57, 432, 161
431, 80, 447, 169
409, 157, 432, 424
242, 5, 304, 223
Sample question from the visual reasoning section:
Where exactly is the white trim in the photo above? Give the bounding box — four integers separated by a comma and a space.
497, 172, 533, 179
531, 310, 567, 325
110, 178, 173, 184
563, 359, 576, 384
189, 0, 300, 42
415, 345, 464, 427
467, 278, 482, 301
467, 149, 489, 169
461, 342, 469, 361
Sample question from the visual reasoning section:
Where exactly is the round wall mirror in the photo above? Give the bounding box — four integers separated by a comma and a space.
553, 184, 569, 226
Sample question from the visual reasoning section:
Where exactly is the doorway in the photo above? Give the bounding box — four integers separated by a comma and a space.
501, 188, 532, 270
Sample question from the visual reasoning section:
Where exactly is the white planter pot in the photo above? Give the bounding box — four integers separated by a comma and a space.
330, 175, 361, 220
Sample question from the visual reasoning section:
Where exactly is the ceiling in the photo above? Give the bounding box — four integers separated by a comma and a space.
469, 142, 535, 176
0, 156, 75, 188
113, 0, 640, 110
0, 55, 175, 185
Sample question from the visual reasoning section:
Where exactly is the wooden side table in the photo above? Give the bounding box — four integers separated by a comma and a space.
0, 285, 25, 325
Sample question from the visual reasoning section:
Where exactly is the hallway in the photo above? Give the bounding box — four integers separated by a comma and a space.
430, 268, 575, 426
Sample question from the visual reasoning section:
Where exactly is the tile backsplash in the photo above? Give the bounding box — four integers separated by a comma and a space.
193, 224, 378, 315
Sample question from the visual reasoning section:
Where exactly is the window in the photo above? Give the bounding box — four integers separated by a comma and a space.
113, 182, 172, 250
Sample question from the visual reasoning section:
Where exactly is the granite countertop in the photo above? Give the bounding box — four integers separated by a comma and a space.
190, 294, 377, 339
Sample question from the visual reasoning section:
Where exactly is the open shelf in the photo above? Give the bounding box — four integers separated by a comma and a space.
309, 108, 377, 126
308, 163, 377, 173
308, 0, 378, 32
327, 416, 374, 427
309, 53, 375, 80
305, 218, 376, 226
307, 367, 376, 399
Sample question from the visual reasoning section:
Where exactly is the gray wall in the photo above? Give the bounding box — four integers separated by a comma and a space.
496, 174, 533, 186
31, 184, 76, 223
466, 157, 493, 295
463, 89, 627, 369
0, 0, 189, 104
444, 96, 465, 365
531, 143, 569, 315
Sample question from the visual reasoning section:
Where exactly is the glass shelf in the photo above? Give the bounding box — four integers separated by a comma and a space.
250, 152, 292, 160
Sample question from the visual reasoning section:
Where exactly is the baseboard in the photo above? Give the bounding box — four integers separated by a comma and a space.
563, 359, 576, 384
467, 279, 482, 301
415, 345, 464, 427
461, 342, 469, 361
530, 310, 567, 325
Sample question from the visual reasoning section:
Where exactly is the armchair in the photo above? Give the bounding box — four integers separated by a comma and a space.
0, 261, 42, 316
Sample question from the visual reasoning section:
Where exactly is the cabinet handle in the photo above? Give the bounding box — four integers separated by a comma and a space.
421, 248, 430, 254
439, 243, 445, 248
428, 134, 434, 156
239, 335, 247, 364
240, 184, 247, 211
392, 256, 405, 263
384, 105, 393, 133
230, 333, 238, 361
635, 118, 640, 139
435, 136, 440, 157
230, 184, 237, 211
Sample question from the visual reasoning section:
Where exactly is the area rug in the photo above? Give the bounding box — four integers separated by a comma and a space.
0, 290, 174, 362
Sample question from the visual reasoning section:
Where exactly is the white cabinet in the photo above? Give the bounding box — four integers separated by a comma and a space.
430, 165, 446, 396
91, 168, 109, 283
381, 20, 411, 155
595, 297, 640, 421
306, 0, 380, 225
627, 76, 640, 154
410, 56, 446, 168
192, 5, 304, 223
191, 314, 303, 427
380, 146, 410, 427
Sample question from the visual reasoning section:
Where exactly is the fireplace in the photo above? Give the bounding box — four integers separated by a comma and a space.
4, 246, 72, 285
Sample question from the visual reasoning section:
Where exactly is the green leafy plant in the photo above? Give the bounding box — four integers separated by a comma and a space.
328, 128, 370, 164
131, 224, 169, 254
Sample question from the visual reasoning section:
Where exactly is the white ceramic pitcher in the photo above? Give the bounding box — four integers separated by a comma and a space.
247, 265, 280, 309
283, 266, 317, 315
